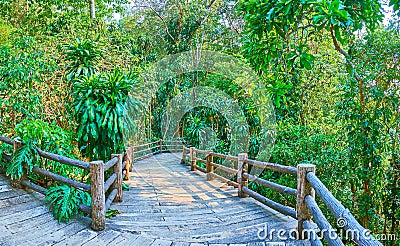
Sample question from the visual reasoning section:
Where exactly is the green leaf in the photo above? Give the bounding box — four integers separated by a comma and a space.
46, 185, 91, 223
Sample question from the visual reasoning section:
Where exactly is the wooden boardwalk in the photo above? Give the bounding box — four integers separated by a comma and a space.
0, 153, 309, 245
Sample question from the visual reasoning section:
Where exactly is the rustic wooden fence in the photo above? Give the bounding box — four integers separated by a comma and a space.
0, 135, 385, 244
123, 139, 183, 179
0, 136, 123, 231
181, 146, 382, 246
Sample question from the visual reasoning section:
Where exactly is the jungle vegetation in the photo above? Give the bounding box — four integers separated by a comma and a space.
0, 0, 398, 244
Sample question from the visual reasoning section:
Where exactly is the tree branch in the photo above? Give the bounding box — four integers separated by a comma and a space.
145, 5, 176, 43
330, 24, 365, 113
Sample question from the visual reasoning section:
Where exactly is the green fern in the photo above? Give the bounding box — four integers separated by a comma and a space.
46, 185, 91, 223
6, 140, 38, 179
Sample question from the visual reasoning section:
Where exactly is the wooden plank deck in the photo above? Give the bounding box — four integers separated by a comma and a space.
0, 153, 309, 245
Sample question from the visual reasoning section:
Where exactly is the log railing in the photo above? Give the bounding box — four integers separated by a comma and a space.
0, 136, 123, 231
180, 145, 382, 245
0, 135, 384, 244
123, 139, 183, 179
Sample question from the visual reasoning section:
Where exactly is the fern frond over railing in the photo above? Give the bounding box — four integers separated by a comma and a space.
0, 136, 123, 231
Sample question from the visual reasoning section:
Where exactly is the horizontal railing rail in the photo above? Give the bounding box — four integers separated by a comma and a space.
123, 139, 184, 180
0, 136, 123, 231
305, 172, 382, 246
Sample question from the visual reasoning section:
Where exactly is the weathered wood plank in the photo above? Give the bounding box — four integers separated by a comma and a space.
81, 229, 121, 246
151, 239, 173, 246
52, 228, 99, 245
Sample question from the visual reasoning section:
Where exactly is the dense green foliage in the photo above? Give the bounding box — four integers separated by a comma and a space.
46, 185, 91, 222
0, 0, 398, 242
64, 38, 102, 81
239, 0, 400, 241
73, 70, 133, 161
7, 119, 81, 180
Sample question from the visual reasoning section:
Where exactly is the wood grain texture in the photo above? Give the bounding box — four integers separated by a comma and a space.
237, 153, 248, 198
305, 195, 343, 246
32, 166, 90, 192
306, 172, 382, 246
297, 164, 316, 239
112, 153, 123, 202
89, 160, 105, 231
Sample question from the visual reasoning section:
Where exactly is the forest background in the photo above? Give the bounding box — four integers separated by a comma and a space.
0, 0, 399, 244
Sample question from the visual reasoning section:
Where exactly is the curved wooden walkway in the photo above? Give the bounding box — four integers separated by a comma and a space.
0, 153, 309, 245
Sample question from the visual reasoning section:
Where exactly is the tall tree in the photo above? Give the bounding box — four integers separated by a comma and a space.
90, 0, 96, 19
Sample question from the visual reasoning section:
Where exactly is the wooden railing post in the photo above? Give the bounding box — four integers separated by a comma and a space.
131, 147, 135, 171
206, 151, 214, 181
128, 146, 133, 172
10, 140, 26, 189
90, 160, 105, 231
237, 153, 248, 198
297, 164, 316, 239
190, 147, 196, 171
181, 146, 186, 164
123, 147, 132, 181
111, 154, 123, 202
159, 140, 163, 153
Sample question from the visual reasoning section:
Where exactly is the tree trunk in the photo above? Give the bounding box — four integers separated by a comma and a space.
330, 24, 371, 228
90, 0, 96, 19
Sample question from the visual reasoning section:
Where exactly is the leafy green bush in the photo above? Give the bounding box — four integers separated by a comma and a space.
0, 141, 13, 168
0, 38, 56, 132
8, 119, 81, 180
73, 69, 133, 161
5, 119, 90, 223
251, 122, 346, 208
0, 19, 12, 44
15, 119, 77, 157
64, 38, 102, 81
46, 185, 91, 223
6, 140, 38, 179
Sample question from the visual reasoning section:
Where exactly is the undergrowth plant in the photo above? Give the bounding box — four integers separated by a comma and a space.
5, 119, 83, 185
64, 38, 102, 81
5, 119, 90, 223
6, 140, 38, 179
73, 69, 134, 161
46, 185, 91, 223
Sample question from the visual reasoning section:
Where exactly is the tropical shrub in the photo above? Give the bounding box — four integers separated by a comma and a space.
6, 140, 38, 179
0, 19, 11, 44
73, 69, 134, 161
7, 119, 80, 181
0, 37, 57, 132
5, 119, 89, 223
46, 185, 91, 223
64, 38, 102, 81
